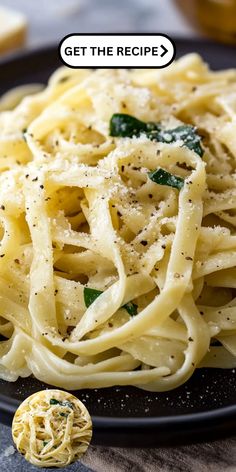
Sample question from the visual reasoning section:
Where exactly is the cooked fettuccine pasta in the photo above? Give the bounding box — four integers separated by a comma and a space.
12, 389, 92, 467
0, 54, 236, 392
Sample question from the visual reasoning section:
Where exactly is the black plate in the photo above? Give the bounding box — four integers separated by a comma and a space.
0, 39, 236, 447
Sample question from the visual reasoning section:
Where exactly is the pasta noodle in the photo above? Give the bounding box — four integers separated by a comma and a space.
12, 389, 92, 467
1, 54, 236, 392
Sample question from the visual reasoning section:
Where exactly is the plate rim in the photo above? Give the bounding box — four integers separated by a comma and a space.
1, 392, 236, 446
1, 392, 236, 424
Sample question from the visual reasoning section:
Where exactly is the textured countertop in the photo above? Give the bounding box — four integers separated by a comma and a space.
1, 426, 236, 472
0, 0, 236, 471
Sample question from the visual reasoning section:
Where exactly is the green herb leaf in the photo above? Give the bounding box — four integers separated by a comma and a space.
84, 288, 103, 308
59, 412, 69, 417
62, 400, 73, 409
157, 125, 203, 157
50, 399, 73, 409
148, 168, 184, 190
50, 398, 60, 405
123, 302, 138, 316
109, 114, 203, 157
43, 441, 48, 447
84, 287, 138, 316
110, 113, 159, 138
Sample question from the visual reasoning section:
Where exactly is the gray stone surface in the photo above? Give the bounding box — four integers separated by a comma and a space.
2, 422, 236, 472
0, 423, 95, 471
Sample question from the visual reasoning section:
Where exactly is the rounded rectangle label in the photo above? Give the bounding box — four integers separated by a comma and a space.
59, 34, 176, 69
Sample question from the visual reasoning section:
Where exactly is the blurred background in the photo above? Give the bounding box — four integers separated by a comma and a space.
0, 0, 236, 58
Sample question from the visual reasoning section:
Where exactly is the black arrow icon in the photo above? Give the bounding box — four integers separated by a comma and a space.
160, 45, 168, 57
